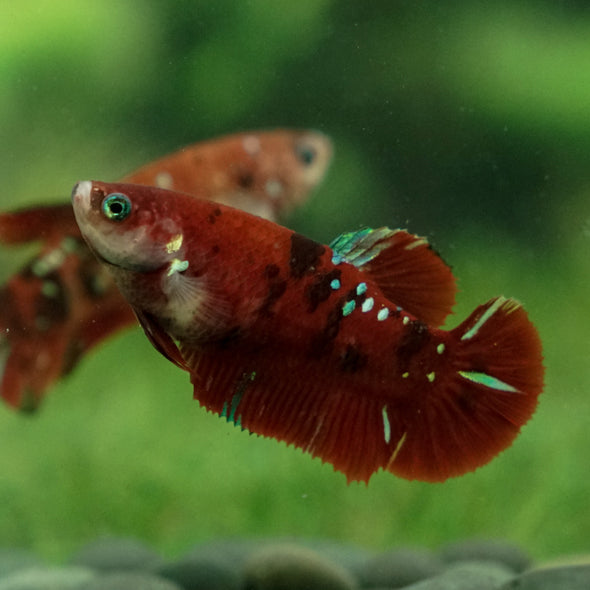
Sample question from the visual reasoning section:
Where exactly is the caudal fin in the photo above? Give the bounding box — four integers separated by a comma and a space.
387, 296, 544, 482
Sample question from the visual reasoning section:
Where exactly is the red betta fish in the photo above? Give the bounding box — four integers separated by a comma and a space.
72, 180, 544, 483
0, 129, 332, 411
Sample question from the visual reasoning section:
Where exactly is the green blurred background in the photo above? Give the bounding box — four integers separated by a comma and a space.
0, 0, 588, 562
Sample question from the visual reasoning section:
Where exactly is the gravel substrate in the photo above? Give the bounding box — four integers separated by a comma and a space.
0, 536, 587, 589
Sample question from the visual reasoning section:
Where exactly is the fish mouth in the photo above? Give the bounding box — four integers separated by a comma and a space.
71, 180, 92, 212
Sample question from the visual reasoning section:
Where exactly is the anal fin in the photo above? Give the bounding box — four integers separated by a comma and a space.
180, 342, 395, 483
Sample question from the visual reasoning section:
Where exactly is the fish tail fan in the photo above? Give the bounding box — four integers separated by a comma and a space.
387, 296, 544, 482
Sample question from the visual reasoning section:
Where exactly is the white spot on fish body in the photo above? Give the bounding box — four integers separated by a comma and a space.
330, 279, 341, 290
242, 135, 261, 156
155, 171, 174, 189
377, 308, 389, 321
32, 248, 66, 277
356, 282, 367, 296
265, 179, 284, 199
361, 297, 374, 313
402, 316, 410, 325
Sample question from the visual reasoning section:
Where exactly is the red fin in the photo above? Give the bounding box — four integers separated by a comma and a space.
0, 204, 79, 244
331, 228, 456, 326
362, 230, 456, 326
180, 343, 391, 483
134, 309, 188, 371
387, 297, 544, 482
176, 296, 542, 484
0, 322, 70, 411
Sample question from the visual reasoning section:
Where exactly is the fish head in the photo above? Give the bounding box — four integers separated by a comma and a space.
234, 130, 333, 217
71, 180, 183, 273
290, 130, 333, 189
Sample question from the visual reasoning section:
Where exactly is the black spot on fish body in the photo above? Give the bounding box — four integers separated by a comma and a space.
264, 264, 280, 279
289, 233, 325, 279
309, 303, 343, 358
215, 325, 243, 350
304, 269, 341, 313
339, 343, 368, 373
207, 207, 222, 224
259, 264, 287, 317
396, 320, 431, 371
236, 170, 255, 189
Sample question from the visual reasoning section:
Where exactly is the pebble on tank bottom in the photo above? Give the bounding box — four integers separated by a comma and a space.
1, 536, 589, 590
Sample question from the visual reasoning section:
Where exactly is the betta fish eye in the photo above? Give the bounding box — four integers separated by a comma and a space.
101, 193, 132, 221
295, 142, 317, 166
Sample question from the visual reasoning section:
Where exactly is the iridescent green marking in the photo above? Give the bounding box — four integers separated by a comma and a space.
221, 371, 257, 426
329, 227, 396, 268
402, 372, 409, 378
361, 297, 374, 313
427, 371, 436, 382
342, 300, 356, 316
166, 233, 183, 254
436, 343, 445, 354
381, 405, 391, 444
461, 297, 505, 340
61, 236, 80, 253
356, 282, 367, 296
167, 258, 189, 276
402, 316, 410, 325
377, 308, 389, 321
458, 370, 518, 393
41, 281, 59, 298
330, 278, 341, 290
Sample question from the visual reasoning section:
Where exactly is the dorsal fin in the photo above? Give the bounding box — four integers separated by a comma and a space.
330, 228, 457, 326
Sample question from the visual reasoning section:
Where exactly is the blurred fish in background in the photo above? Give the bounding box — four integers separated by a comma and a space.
0, 129, 332, 411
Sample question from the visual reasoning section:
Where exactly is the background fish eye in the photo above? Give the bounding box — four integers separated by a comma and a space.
295, 143, 317, 166
102, 193, 132, 221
